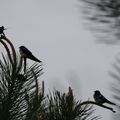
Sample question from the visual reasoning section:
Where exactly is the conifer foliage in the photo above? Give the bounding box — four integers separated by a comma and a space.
80, 0, 120, 43
0, 33, 99, 120
0, 35, 44, 120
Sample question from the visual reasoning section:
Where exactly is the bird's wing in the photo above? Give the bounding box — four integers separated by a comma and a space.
100, 94, 109, 101
22, 47, 33, 56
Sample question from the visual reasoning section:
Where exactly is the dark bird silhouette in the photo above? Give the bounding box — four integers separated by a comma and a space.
0, 26, 6, 36
93, 90, 116, 105
19, 46, 42, 63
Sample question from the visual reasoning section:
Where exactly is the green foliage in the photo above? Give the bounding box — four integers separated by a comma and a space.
0, 54, 44, 120
45, 87, 99, 120
0, 36, 99, 120
0, 36, 45, 120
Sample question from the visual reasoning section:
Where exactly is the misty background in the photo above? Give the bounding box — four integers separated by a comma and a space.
0, 0, 120, 119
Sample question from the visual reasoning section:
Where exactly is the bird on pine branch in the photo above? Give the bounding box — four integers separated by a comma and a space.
19, 46, 42, 63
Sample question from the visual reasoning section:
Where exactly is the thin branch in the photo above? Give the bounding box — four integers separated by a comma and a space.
1, 35, 16, 65
42, 81, 44, 96
0, 38, 13, 64
24, 58, 26, 73
80, 100, 116, 113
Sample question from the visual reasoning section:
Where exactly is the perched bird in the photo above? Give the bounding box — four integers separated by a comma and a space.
93, 90, 116, 105
0, 26, 6, 36
19, 46, 42, 63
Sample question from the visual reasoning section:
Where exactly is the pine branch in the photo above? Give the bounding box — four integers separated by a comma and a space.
81, 101, 116, 113
1, 35, 17, 64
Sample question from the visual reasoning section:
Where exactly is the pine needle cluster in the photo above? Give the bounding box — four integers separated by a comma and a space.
0, 34, 99, 120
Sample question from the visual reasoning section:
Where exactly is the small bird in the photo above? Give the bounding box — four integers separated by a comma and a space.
0, 26, 6, 36
93, 90, 116, 105
19, 46, 42, 63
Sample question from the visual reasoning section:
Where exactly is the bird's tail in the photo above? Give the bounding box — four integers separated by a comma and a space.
107, 100, 116, 105
29, 55, 42, 63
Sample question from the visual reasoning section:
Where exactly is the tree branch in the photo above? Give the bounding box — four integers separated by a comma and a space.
80, 100, 116, 113
0, 37, 13, 64
1, 35, 17, 65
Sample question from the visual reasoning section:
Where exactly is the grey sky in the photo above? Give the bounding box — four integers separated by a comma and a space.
0, 0, 120, 119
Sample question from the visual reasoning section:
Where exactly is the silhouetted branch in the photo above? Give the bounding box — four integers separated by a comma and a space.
0, 37, 13, 64
24, 58, 26, 73
1, 35, 16, 65
79, 0, 120, 43
81, 100, 116, 113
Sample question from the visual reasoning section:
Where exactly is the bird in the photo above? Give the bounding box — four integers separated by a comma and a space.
0, 26, 6, 36
93, 90, 116, 105
19, 46, 42, 63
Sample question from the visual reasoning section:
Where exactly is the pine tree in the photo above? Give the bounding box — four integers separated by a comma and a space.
0, 33, 103, 120
79, 0, 120, 43
109, 57, 120, 120
0, 35, 44, 120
